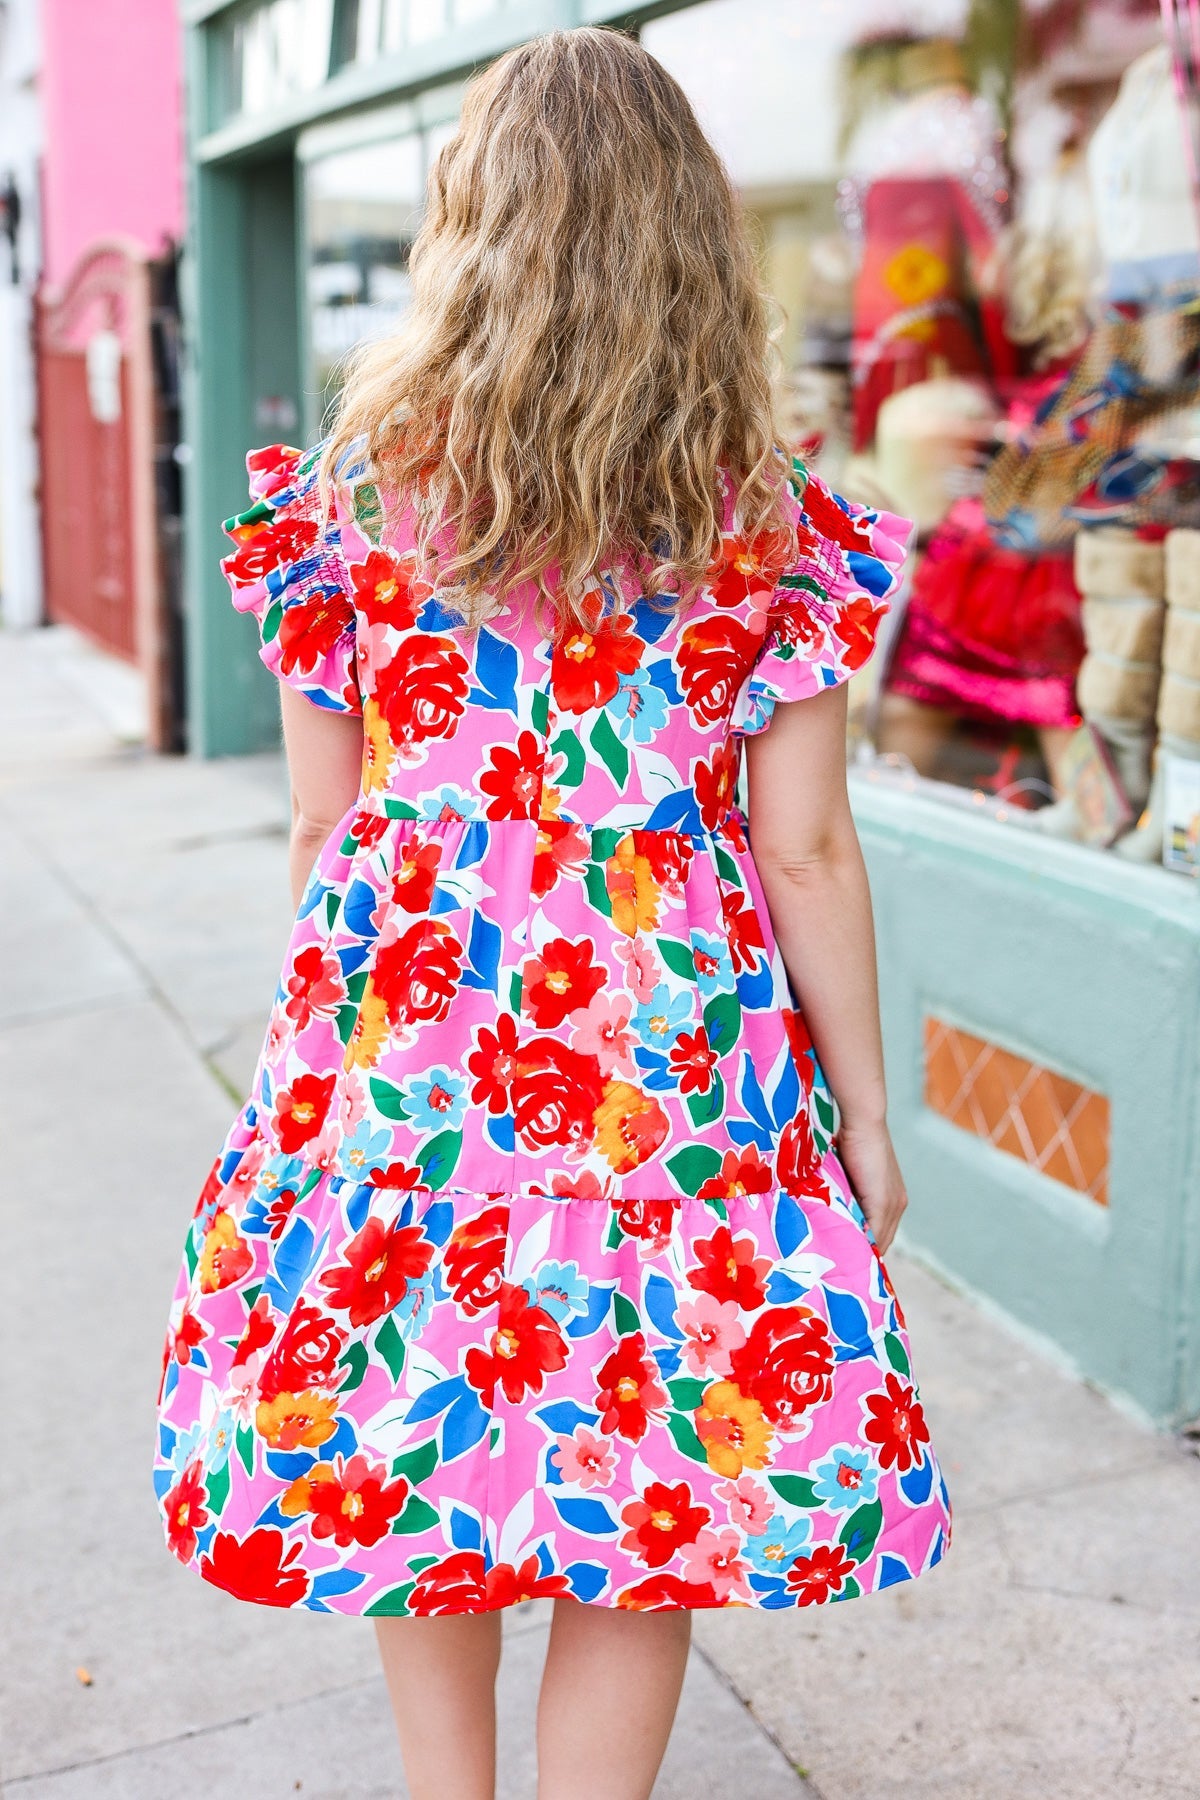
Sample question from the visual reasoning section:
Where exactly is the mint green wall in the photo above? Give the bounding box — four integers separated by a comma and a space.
853, 777, 1200, 1428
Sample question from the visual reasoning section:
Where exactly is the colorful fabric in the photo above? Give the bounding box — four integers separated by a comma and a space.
153, 441, 950, 1616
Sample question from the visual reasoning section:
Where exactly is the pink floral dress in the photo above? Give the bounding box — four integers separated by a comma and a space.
153, 441, 951, 1615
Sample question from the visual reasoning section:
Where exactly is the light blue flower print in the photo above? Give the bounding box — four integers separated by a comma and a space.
811, 1445, 879, 1509
402, 1067, 468, 1132
396, 1273, 435, 1339
523, 1260, 590, 1323
339, 1121, 393, 1179
746, 1516, 812, 1576
608, 668, 670, 744
417, 784, 481, 822
689, 931, 736, 1001
171, 1420, 205, 1474
633, 983, 692, 1051
205, 1408, 236, 1475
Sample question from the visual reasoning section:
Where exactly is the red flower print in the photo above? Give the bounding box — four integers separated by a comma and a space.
668, 1027, 717, 1096
277, 583, 356, 680
678, 616, 758, 725
199, 1527, 311, 1608
620, 1481, 711, 1569
377, 636, 469, 754
319, 1216, 434, 1328
231, 1292, 275, 1369
551, 613, 644, 713
694, 743, 738, 832
164, 1460, 208, 1562
616, 1571, 719, 1610
479, 731, 545, 821
350, 548, 423, 630
348, 810, 391, 852
796, 473, 878, 557
259, 1185, 302, 1239
275, 1071, 337, 1154
833, 593, 888, 672
246, 442, 298, 489
595, 1333, 667, 1442
775, 1110, 828, 1198
172, 1305, 206, 1367
467, 1013, 520, 1115
704, 531, 791, 608
614, 1196, 676, 1257
444, 1203, 509, 1315
783, 1008, 815, 1086
390, 836, 443, 913
283, 944, 344, 1029
222, 513, 318, 589
522, 937, 606, 1030
295, 1454, 410, 1549
464, 1281, 568, 1407
720, 889, 766, 975
531, 819, 589, 899
373, 919, 463, 1029
695, 1145, 774, 1203
409, 1549, 487, 1614
512, 1039, 606, 1153
862, 1373, 930, 1473
686, 1224, 772, 1310
259, 1301, 348, 1402
729, 1305, 836, 1429
484, 1555, 571, 1608
639, 831, 693, 897
366, 1158, 426, 1191
784, 1542, 858, 1605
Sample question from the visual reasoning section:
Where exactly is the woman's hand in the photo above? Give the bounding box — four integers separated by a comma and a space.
836, 1119, 908, 1256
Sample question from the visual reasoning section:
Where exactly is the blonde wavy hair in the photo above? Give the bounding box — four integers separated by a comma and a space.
323, 26, 794, 626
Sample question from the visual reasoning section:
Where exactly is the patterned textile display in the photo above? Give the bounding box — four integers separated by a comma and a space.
153, 442, 951, 1617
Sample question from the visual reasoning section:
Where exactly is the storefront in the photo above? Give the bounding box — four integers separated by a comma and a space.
182, 0, 1200, 1425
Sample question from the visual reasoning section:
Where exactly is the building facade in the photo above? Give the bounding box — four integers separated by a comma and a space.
181, 0, 1200, 1427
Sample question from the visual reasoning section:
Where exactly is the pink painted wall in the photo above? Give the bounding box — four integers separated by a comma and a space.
40, 0, 184, 287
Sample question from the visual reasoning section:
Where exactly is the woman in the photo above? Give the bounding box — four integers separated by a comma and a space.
155, 28, 950, 1800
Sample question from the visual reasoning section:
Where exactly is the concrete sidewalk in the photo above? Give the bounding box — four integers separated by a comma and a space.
2, 626, 1198, 1799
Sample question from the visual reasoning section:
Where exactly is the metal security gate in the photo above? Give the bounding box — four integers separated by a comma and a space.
36, 236, 181, 748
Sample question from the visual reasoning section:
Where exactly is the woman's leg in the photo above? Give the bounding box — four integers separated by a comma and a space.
374, 1612, 503, 1800
535, 1598, 691, 1800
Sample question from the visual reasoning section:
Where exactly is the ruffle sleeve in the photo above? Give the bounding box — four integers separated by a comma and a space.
732, 465, 912, 737
221, 442, 362, 716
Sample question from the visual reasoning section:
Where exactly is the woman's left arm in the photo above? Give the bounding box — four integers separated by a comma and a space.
280, 686, 364, 910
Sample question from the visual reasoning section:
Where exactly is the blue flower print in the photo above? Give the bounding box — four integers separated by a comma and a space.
416, 784, 481, 822
811, 1445, 879, 1509
746, 1516, 812, 1576
523, 1260, 590, 1323
689, 931, 736, 1001
402, 1067, 468, 1132
608, 668, 670, 744
633, 983, 693, 1051
205, 1408, 236, 1475
339, 1121, 394, 1179
396, 1273, 435, 1339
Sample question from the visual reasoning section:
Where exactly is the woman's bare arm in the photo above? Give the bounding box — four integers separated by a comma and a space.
280, 686, 364, 910
745, 685, 907, 1252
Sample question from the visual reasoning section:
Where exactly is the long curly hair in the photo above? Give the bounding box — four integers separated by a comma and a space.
323, 26, 794, 627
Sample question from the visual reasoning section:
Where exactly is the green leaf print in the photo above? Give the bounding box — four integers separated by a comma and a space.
665, 1143, 724, 1197
583, 860, 613, 921
884, 1332, 911, 1377
508, 968, 523, 1013
612, 1291, 641, 1338
374, 1313, 407, 1383
686, 1070, 725, 1130
416, 1129, 463, 1187
353, 479, 385, 544
369, 1077, 409, 1121
702, 992, 742, 1057
838, 1499, 884, 1565
337, 1339, 370, 1393
365, 1580, 416, 1616
391, 1439, 439, 1485
391, 1495, 440, 1536
658, 937, 698, 982
183, 1231, 199, 1280
324, 890, 340, 930
588, 712, 630, 789
235, 1423, 255, 1478
259, 597, 283, 646
713, 844, 742, 888
408, 1554, 440, 1575
345, 969, 368, 1005
603, 1209, 624, 1251
335, 1003, 359, 1047
531, 688, 550, 737
667, 1377, 708, 1412
205, 1458, 231, 1517
768, 1474, 822, 1509
666, 1411, 709, 1464
550, 729, 586, 790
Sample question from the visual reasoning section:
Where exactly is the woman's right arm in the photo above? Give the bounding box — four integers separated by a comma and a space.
745, 683, 908, 1254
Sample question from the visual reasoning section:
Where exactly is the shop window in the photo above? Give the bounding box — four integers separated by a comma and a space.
923, 1017, 1110, 1204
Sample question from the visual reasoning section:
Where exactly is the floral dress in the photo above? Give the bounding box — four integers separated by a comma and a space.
153, 441, 951, 1616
